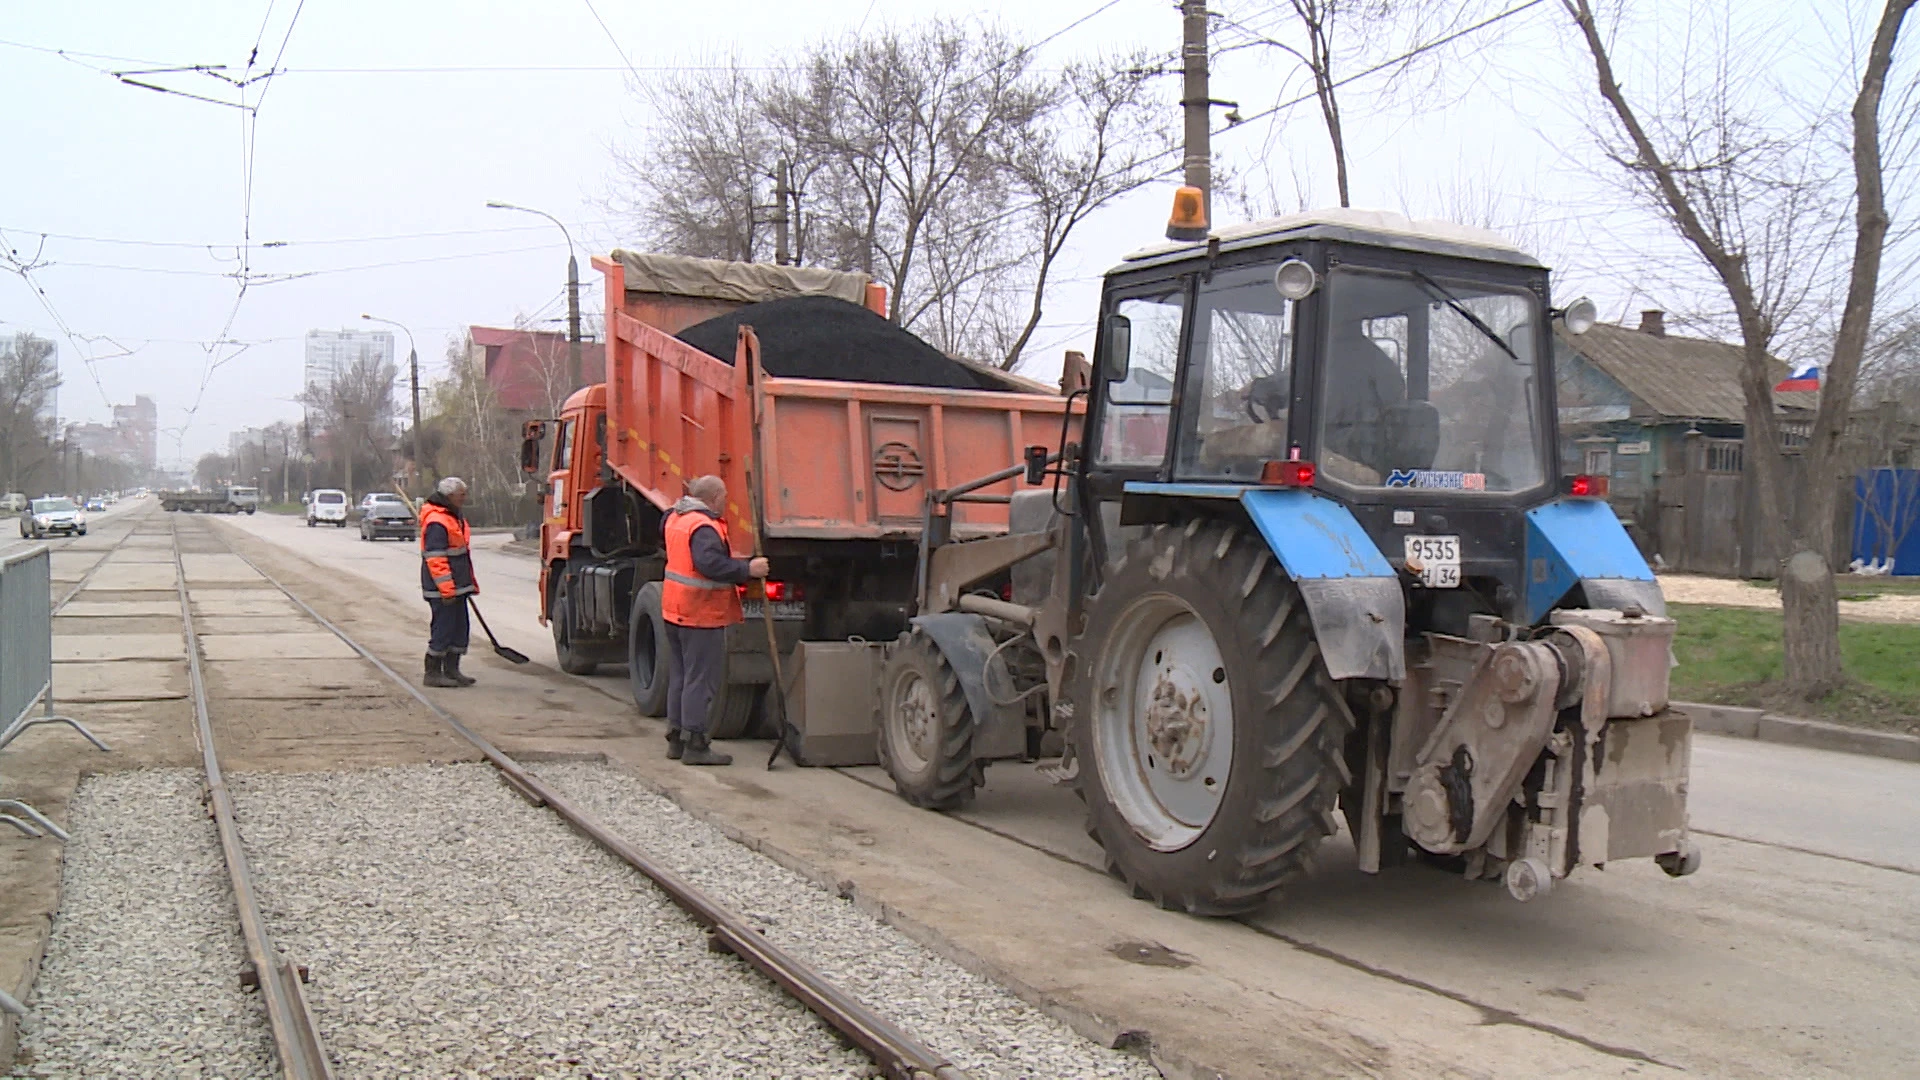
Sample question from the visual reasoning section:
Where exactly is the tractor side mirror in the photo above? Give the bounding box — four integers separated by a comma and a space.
1102, 314, 1132, 381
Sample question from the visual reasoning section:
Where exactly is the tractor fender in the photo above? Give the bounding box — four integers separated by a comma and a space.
906, 613, 1028, 759
1238, 488, 1407, 681
1524, 499, 1663, 625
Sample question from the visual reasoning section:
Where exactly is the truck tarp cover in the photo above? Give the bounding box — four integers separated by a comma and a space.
615, 250, 868, 306
673, 295, 1008, 392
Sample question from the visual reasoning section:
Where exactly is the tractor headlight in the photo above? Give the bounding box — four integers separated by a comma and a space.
1558, 296, 1597, 335
1273, 259, 1319, 301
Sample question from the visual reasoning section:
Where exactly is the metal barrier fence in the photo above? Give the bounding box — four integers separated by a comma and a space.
0, 546, 108, 841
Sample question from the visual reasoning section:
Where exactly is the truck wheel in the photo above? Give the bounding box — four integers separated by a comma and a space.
628, 582, 671, 716
1069, 519, 1354, 916
550, 584, 599, 676
707, 682, 764, 740
878, 627, 981, 810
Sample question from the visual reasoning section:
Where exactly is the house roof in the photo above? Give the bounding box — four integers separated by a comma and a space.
468, 326, 605, 413
1557, 321, 1815, 422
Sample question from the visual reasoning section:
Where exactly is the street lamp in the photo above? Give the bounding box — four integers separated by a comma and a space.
485, 200, 582, 393
360, 313, 420, 469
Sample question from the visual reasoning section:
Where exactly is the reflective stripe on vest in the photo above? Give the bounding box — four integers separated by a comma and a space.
661, 510, 743, 628
420, 545, 468, 559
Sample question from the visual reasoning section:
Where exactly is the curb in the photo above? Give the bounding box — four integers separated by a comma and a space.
1676, 701, 1920, 763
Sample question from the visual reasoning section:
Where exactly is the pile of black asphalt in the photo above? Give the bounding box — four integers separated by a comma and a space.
674, 295, 1005, 391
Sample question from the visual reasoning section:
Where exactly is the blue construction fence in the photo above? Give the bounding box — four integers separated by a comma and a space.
1852, 468, 1920, 575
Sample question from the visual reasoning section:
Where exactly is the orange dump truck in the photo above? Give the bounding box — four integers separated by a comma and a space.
525, 251, 1081, 743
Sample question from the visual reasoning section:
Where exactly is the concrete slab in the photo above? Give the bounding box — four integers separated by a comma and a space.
197, 632, 357, 661
190, 593, 301, 617
52, 633, 186, 662
111, 549, 177, 564
51, 600, 180, 618
47, 553, 100, 579
193, 615, 311, 636
180, 553, 263, 583
203, 658, 388, 699
48, 660, 187, 702
84, 563, 176, 590
51, 616, 183, 637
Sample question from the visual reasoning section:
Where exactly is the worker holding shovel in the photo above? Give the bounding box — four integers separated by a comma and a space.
662, 475, 768, 765
420, 476, 480, 688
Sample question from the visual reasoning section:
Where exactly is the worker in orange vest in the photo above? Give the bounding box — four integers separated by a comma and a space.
662, 474, 767, 765
420, 476, 479, 688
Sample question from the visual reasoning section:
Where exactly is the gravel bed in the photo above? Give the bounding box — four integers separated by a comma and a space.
535, 761, 1160, 1080
8, 769, 273, 1079
228, 764, 873, 1079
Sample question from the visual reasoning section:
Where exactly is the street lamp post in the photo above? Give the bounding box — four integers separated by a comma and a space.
486, 201, 582, 393
361, 313, 420, 474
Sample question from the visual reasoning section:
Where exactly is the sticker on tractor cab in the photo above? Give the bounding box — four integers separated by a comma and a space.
1386, 469, 1486, 491
1404, 535, 1462, 588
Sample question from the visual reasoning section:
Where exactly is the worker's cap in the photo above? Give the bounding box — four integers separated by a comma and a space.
437, 476, 468, 496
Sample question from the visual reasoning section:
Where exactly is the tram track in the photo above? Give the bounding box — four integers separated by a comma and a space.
169, 515, 973, 1080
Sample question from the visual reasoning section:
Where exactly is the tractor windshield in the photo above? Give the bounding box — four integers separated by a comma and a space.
1314, 266, 1546, 494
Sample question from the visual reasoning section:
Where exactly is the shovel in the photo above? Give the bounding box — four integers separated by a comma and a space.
467, 597, 531, 665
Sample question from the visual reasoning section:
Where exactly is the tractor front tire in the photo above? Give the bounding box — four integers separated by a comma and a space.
1069, 519, 1354, 916
877, 627, 981, 810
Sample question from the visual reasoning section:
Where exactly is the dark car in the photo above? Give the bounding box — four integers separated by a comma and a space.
359, 502, 418, 542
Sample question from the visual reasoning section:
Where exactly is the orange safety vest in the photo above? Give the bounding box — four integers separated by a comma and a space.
662, 509, 743, 628
419, 501, 476, 600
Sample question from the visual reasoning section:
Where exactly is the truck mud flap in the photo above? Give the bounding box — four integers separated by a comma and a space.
906, 613, 1027, 760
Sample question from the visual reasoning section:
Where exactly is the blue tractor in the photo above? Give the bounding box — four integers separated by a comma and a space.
881, 205, 1699, 914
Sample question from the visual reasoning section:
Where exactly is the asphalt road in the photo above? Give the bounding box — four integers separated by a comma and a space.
221, 507, 1920, 1077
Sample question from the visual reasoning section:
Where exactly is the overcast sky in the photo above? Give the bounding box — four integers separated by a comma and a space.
0, 1, 1900, 469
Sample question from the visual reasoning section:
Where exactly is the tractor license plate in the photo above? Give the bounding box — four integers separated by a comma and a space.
743, 600, 807, 621
1404, 535, 1461, 588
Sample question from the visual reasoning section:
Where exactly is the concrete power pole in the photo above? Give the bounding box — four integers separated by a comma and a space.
772, 160, 792, 267
566, 253, 583, 393
1181, 0, 1212, 222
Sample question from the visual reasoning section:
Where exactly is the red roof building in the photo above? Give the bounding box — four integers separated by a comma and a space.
467, 327, 605, 414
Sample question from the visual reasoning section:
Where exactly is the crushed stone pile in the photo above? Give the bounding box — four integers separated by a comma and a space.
675, 294, 1005, 392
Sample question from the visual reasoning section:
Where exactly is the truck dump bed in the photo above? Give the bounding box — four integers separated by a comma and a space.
594, 253, 1081, 548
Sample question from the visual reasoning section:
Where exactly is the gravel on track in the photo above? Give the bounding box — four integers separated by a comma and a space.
228, 763, 875, 1079
7, 769, 273, 1080
534, 761, 1160, 1080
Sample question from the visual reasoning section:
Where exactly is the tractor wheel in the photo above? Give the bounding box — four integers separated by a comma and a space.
627, 582, 671, 716
1069, 518, 1354, 916
877, 626, 981, 810
550, 583, 599, 676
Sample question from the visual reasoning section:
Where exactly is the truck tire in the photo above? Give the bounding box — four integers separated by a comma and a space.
628, 582, 671, 716
550, 582, 599, 676
1068, 519, 1354, 916
707, 683, 764, 741
877, 626, 981, 810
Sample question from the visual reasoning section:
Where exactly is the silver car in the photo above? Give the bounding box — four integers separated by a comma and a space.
21, 497, 87, 538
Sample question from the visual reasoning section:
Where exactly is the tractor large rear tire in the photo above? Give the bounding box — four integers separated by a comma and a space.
1069, 519, 1354, 916
877, 626, 981, 809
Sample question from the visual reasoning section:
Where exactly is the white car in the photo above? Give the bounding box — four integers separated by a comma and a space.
307, 489, 349, 528
21, 497, 86, 538
359, 492, 406, 514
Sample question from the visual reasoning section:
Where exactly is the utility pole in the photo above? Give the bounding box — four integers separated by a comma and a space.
772, 160, 792, 266
566, 251, 583, 393
1181, 0, 1212, 223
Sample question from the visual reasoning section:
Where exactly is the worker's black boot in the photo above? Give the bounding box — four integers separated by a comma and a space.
665, 729, 685, 760
423, 654, 459, 688
680, 733, 732, 767
445, 652, 477, 687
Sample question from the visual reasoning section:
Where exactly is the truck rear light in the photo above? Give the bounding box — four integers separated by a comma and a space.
1566, 474, 1609, 498
742, 580, 803, 602
1260, 459, 1316, 487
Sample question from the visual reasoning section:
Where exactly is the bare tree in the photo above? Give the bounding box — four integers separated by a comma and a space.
425, 338, 521, 526
299, 351, 399, 496
1562, 0, 1916, 697
608, 21, 1169, 365
0, 331, 60, 493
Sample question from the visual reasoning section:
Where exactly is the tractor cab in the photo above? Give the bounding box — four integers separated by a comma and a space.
1082, 208, 1612, 634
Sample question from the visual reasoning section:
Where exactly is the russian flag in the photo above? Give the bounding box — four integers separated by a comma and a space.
1775, 362, 1819, 392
